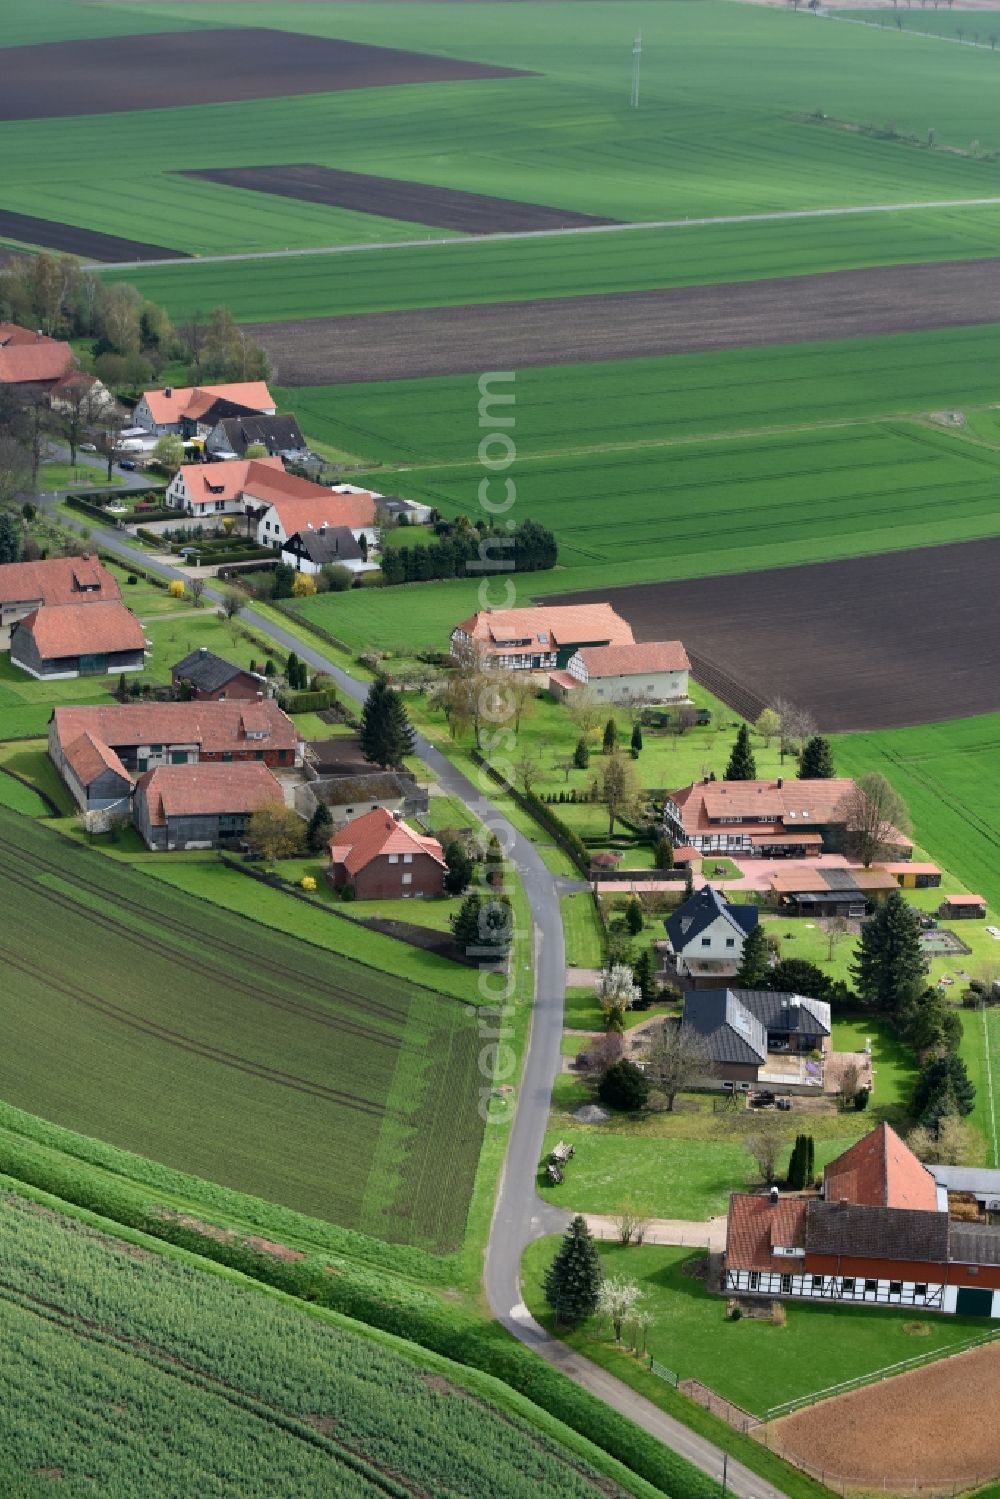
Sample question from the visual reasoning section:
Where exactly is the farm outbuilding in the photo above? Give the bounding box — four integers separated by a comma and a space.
939, 894, 987, 920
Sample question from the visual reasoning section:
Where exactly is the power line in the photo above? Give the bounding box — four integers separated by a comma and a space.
630, 31, 642, 110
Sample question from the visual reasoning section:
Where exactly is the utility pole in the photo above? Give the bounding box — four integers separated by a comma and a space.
630, 31, 642, 109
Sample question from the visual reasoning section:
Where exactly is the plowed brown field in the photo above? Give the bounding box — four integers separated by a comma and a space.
0, 209, 186, 263
557, 537, 1000, 731
183, 164, 618, 234
0, 29, 531, 121
770, 1338, 1000, 1490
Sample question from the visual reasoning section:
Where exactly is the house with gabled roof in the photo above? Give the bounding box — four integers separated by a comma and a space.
682, 987, 831, 1091
171, 647, 265, 701
165, 455, 285, 520
251, 472, 377, 551
0, 324, 74, 392
0, 555, 120, 646
663, 885, 758, 985
724, 1123, 1000, 1317
205, 411, 307, 461
327, 807, 445, 899
133, 382, 276, 436
133, 762, 284, 851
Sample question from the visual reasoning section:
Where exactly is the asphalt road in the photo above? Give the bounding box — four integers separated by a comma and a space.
46, 496, 786, 1496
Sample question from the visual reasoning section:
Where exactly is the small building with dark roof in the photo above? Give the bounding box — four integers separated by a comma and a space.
663, 885, 758, 986
171, 647, 265, 702
281, 524, 376, 576
725, 1122, 1000, 1317
205, 412, 307, 460
682, 987, 831, 1089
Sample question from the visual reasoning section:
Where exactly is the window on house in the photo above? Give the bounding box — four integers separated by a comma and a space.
701, 937, 711, 947
915, 1283, 927, 1297
402, 873, 412, 885
864, 1279, 877, 1293
780, 1274, 791, 1294
811, 1275, 824, 1290
889, 1281, 903, 1296
725, 938, 735, 949
403, 854, 412, 864
345, 807, 354, 816
749, 1271, 760, 1291
842, 1278, 855, 1293
388, 854, 399, 865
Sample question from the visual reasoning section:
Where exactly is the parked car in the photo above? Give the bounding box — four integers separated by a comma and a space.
750, 1090, 776, 1108
119, 460, 137, 471
776, 1097, 793, 1112
79, 442, 97, 453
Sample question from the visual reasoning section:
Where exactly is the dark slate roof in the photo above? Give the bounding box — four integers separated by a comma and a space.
682, 990, 767, 1066
822, 868, 864, 892
805, 1201, 949, 1263
213, 413, 306, 457
664, 885, 758, 950
316, 771, 408, 807
189, 396, 263, 428
171, 648, 253, 693
949, 1223, 1000, 1267
285, 527, 363, 565
733, 990, 831, 1037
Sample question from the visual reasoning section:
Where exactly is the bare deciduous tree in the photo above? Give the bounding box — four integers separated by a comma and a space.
837, 773, 912, 867
613, 1199, 650, 1247
56, 377, 104, 467
825, 915, 853, 963
772, 697, 817, 763
188, 576, 206, 607
603, 749, 642, 835
565, 686, 602, 736
740, 1115, 789, 1184
645, 1020, 710, 1111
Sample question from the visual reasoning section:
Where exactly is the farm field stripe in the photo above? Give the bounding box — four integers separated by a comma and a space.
0, 208, 189, 262
248, 256, 1000, 385
89, 195, 1000, 271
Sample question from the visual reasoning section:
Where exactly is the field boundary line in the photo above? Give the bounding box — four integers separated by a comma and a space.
983, 1003, 999, 1168
85, 196, 1000, 271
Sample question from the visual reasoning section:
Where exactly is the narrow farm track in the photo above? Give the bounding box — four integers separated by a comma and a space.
42, 505, 785, 1499
249, 256, 1000, 385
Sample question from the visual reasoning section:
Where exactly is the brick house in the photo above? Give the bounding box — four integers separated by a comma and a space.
11, 601, 147, 680
725, 1123, 1000, 1317
0, 555, 120, 647
171, 647, 266, 701
327, 808, 445, 899
50, 700, 300, 811
133, 762, 284, 850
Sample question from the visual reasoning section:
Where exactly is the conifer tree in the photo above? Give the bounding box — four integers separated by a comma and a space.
306, 801, 333, 854
630, 722, 643, 755
799, 735, 836, 779
655, 836, 674, 871
544, 1215, 603, 1327
625, 897, 644, 936
735, 924, 769, 988
724, 723, 757, 782
603, 718, 618, 754
851, 890, 927, 1017
573, 736, 590, 770
359, 679, 416, 768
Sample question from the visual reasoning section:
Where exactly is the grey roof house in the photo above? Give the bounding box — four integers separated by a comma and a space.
171, 647, 265, 702
663, 885, 758, 985
206, 412, 307, 460
682, 987, 831, 1089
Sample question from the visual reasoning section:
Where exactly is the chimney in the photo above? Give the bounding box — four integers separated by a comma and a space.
392, 810, 402, 822
199, 646, 208, 654
36, 329, 43, 341
777, 776, 784, 789
769, 1186, 779, 1206
165, 386, 173, 398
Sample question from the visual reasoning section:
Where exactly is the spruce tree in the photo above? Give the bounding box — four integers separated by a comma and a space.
798, 735, 835, 779
544, 1216, 603, 1327
633, 947, 657, 1007
603, 718, 618, 754
0, 513, 22, 565
724, 723, 757, 781
306, 801, 333, 854
805, 1135, 815, 1185
359, 679, 416, 768
655, 836, 674, 871
286, 650, 300, 687
573, 736, 590, 770
625, 897, 644, 936
850, 890, 928, 1017
912, 1053, 975, 1129
443, 839, 473, 896
684, 862, 695, 898
630, 722, 643, 755
787, 1136, 806, 1190
735, 924, 769, 988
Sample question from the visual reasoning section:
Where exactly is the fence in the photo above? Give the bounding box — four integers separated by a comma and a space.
648, 1358, 678, 1387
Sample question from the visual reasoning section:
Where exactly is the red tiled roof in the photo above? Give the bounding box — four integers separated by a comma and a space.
136, 762, 283, 826
575, 640, 690, 676
141, 381, 275, 426
943, 894, 987, 907
880, 863, 941, 876
17, 601, 146, 660
671, 777, 911, 849
328, 807, 445, 877
0, 337, 73, 385
247, 470, 377, 531
0, 322, 46, 347
176, 455, 284, 505
823, 1122, 938, 1212
62, 730, 130, 788
0, 555, 120, 608
725, 1194, 809, 1273
52, 700, 299, 758
453, 604, 634, 653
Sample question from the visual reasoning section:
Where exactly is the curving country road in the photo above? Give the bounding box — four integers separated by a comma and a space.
46, 478, 785, 1497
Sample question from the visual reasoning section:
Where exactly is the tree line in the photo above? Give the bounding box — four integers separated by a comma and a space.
379, 518, 557, 585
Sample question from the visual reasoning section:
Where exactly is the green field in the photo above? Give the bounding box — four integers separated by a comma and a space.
562, 894, 605, 970
841, 9, 1000, 44
0, 1188, 644, 1499
0, 808, 483, 1252
522, 1239, 989, 1419
12, 1, 1000, 255
836, 715, 1000, 912
108, 200, 1000, 323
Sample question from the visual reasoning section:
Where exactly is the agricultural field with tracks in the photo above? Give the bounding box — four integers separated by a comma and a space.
0, 809, 483, 1253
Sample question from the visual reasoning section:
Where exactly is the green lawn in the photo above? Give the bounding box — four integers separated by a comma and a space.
522, 1240, 988, 1419
40, 462, 122, 490
562, 894, 605, 970
0, 742, 76, 815
0, 809, 485, 1252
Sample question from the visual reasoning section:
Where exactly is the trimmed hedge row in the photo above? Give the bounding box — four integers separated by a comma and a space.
0, 1113, 718, 1499
278, 688, 336, 713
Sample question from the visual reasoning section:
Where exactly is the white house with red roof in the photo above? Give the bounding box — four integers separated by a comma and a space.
133, 382, 276, 436
0, 324, 74, 392
251, 472, 378, 552
165, 455, 285, 519
451, 604, 634, 672
550, 639, 690, 704
327, 808, 445, 899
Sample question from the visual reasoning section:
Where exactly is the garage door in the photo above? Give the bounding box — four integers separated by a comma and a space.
956, 1286, 994, 1316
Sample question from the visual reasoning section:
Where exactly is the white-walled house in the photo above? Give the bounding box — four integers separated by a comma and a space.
553, 640, 690, 704
281, 525, 379, 575
664, 886, 758, 985
134, 382, 276, 436
253, 479, 377, 552
165, 456, 285, 519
